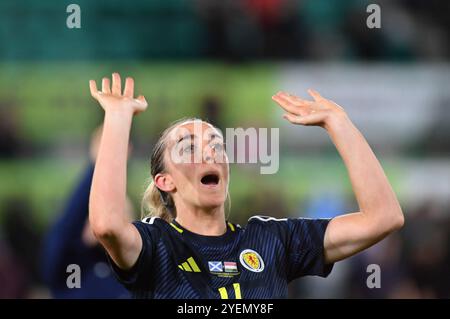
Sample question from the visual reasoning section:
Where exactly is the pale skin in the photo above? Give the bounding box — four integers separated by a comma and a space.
89, 73, 404, 270
272, 91, 404, 263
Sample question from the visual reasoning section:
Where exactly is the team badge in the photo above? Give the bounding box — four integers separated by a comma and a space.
239, 249, 264, 272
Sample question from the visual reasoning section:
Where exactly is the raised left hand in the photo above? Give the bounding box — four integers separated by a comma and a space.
272, 89, 348, 130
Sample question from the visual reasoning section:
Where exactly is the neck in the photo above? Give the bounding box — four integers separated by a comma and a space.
174, 203, 227, 236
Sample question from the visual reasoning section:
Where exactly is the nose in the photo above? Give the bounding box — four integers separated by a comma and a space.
203, 144, 215, 163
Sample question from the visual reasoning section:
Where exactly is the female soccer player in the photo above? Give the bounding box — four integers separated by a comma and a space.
88, 73, 404, 299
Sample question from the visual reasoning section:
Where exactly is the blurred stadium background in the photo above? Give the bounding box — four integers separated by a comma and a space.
0, 0, 449, 298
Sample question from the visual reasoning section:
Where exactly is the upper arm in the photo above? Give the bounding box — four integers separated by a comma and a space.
97, 222, 143, 270
105, 221, 157, 290
323, 212, 391, 264
276, 217, 333, 280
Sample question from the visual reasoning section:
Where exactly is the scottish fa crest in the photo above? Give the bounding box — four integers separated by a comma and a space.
239, 249, 264, 273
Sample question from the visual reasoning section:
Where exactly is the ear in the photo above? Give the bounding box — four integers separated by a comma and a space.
154, 173, 175, 193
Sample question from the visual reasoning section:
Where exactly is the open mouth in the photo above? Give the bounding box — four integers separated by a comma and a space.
200, 173, 220, 186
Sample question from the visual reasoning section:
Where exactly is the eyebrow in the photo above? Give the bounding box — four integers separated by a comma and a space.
176, 133, 223, 144
177, 134, 196, 144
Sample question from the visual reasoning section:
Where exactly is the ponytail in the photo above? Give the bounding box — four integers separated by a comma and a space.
141, 180, 175, 222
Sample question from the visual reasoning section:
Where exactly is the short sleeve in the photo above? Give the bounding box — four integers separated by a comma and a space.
107, 221, 157, 290
284, 218, 334, 282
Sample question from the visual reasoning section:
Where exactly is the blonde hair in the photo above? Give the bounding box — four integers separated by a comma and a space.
141, 117, 230, 222
141, 180, 174, 222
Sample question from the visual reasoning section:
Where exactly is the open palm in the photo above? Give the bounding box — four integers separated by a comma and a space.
272, 89, 346, 128
89, 73, 148, 115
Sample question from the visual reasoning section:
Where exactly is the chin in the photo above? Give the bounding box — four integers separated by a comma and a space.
198, 195, 226, 210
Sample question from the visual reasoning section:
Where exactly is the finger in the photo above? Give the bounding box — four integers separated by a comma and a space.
89, 80, 99, 99
136, 95, 148, 107
123, 77, 134, 98
112, 73, 122, 95
283, 111, 324, 126
307, 89, 326, 103
273, 93, 311, 116
102, 77, 111, 94
272, 93, 302, 115
280, 91, 312, 106
282, 113, 306, 125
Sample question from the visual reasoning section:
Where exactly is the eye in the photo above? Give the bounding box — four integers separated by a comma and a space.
212, 142, 225, 152
183, 144, 196, 153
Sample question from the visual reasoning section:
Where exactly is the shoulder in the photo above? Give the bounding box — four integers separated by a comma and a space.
140, 216, 165, 226
245, 215, 291, 235
247, 215, 289, 225
247, 215, 330, 226
132, 216, 170, 239
246, 215, 291, 229
246, 214, 331, 235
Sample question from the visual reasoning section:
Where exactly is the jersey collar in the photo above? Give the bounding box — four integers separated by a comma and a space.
170, 219, 237, 246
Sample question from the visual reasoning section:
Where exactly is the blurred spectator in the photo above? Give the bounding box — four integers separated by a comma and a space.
0, 239, 28, 298
2, 197, 42, 293
40, 127, 131, 298
0, 101, 23, 158
347, 233, 419, 298
196, 0, 306, 60
402, 202, 450, 298
0, 1, 449, 60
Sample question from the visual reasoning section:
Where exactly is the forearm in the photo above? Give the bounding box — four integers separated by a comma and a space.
89, 110, 133, 236
326, 115, 403, 229
272, 90, 404, 262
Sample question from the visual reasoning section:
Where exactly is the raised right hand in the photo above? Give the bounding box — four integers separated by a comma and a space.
89, 73, 148, 115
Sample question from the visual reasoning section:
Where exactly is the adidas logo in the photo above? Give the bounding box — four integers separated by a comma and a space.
178, 257, 201, 272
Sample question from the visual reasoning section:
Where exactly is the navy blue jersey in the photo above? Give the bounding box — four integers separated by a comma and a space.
108, 215, 334, 299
